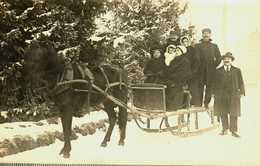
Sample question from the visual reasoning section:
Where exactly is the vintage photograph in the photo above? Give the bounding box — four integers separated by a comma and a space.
0, 0, 260, 165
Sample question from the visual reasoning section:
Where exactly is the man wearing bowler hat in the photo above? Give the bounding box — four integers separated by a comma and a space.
194, 28, 222, 108
212, 52, 245, 137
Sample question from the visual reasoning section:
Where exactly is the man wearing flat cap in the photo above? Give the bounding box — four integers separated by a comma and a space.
194, 28, 222, 108
212, 52, 245, 137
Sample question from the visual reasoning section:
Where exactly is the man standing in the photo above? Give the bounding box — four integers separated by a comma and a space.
195, 28, 222, 108
213, 52, 245, 137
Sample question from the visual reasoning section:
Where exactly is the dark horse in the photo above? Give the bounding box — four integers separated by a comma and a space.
24, 42, 128, 158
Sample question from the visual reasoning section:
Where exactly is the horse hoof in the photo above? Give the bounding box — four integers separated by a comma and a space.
59, 148, 64, 155
63, 153, 70, 158
59, 148, 70, 158
118, 141, 125, 146
101, 142, 107, 147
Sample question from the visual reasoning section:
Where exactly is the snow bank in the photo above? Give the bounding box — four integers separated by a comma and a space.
0, 111, 107, 158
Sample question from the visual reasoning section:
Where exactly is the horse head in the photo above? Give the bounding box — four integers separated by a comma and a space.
24, 41, 64, 90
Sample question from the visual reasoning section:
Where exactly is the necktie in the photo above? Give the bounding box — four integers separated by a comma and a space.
225, 66, 230, 72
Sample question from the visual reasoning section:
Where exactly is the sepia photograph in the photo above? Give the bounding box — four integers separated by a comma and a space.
0, 0, 260, 165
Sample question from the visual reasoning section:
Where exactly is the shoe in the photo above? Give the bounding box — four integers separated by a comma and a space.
231, 132, 240, 138
219, 130, 228, 136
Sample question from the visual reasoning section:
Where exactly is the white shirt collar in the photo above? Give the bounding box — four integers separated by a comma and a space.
224, 65, 231, 71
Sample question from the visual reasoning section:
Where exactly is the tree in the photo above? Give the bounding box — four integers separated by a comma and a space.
91, 0, 188, 82
0, 0, 105, 109
0, 0, 191, 121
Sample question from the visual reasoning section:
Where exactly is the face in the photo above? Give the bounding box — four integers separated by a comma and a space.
175, 48, 183, 56
169, 34, 178, 41
223, 57, 233, 66
167, 47, 175, 54
182, 38, 189, 47
153, 50, 161, 59
202, 31, 211, 41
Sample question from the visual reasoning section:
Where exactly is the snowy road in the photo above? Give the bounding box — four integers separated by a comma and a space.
1, 83, 260, 165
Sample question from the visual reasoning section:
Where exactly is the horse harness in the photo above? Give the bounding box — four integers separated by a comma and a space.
53, 63, 126, 106
98, 65, 125, 93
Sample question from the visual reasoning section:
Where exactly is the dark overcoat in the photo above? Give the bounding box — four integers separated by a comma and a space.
185, 46, 200, 78
194, 39, 221, 86
163, 55, 191, 85
213, 66, 245, 117
163, 55, 192, 110
184, 46, 201, 105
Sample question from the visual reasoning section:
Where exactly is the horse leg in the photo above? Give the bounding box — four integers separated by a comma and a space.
118, 107, 127, 146
101, 103, 116, 147
59, 106, 73, 158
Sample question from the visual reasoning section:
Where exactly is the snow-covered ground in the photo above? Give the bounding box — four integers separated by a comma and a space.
1, 83, 260, 165
0, 111, 106, 142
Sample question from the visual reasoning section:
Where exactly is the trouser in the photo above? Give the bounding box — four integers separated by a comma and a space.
189, 78, 201, 106
198, 83, 212, 107
197, 83, 204, 106
204, 84, 212, 106
220, 114, 238, 132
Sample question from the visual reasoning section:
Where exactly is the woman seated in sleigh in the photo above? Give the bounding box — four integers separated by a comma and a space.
143, 44, 192, 111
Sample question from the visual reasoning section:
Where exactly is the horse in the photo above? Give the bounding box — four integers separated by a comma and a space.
24, 42, 128, 158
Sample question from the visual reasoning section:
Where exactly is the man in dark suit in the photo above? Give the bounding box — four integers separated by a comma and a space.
194, 28, 222, 108
213, 52, 245, 138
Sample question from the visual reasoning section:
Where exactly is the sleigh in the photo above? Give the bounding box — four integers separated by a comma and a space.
129, 83, 219, 137
57, 79, 219, 137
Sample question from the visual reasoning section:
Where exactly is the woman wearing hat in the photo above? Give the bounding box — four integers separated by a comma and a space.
162, 45, 192, 111
166, 31, 181, 46
163, 30, 181, 53
212, 52, 245, 137
164, 44, 177, 66
143, 46, 165, 83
